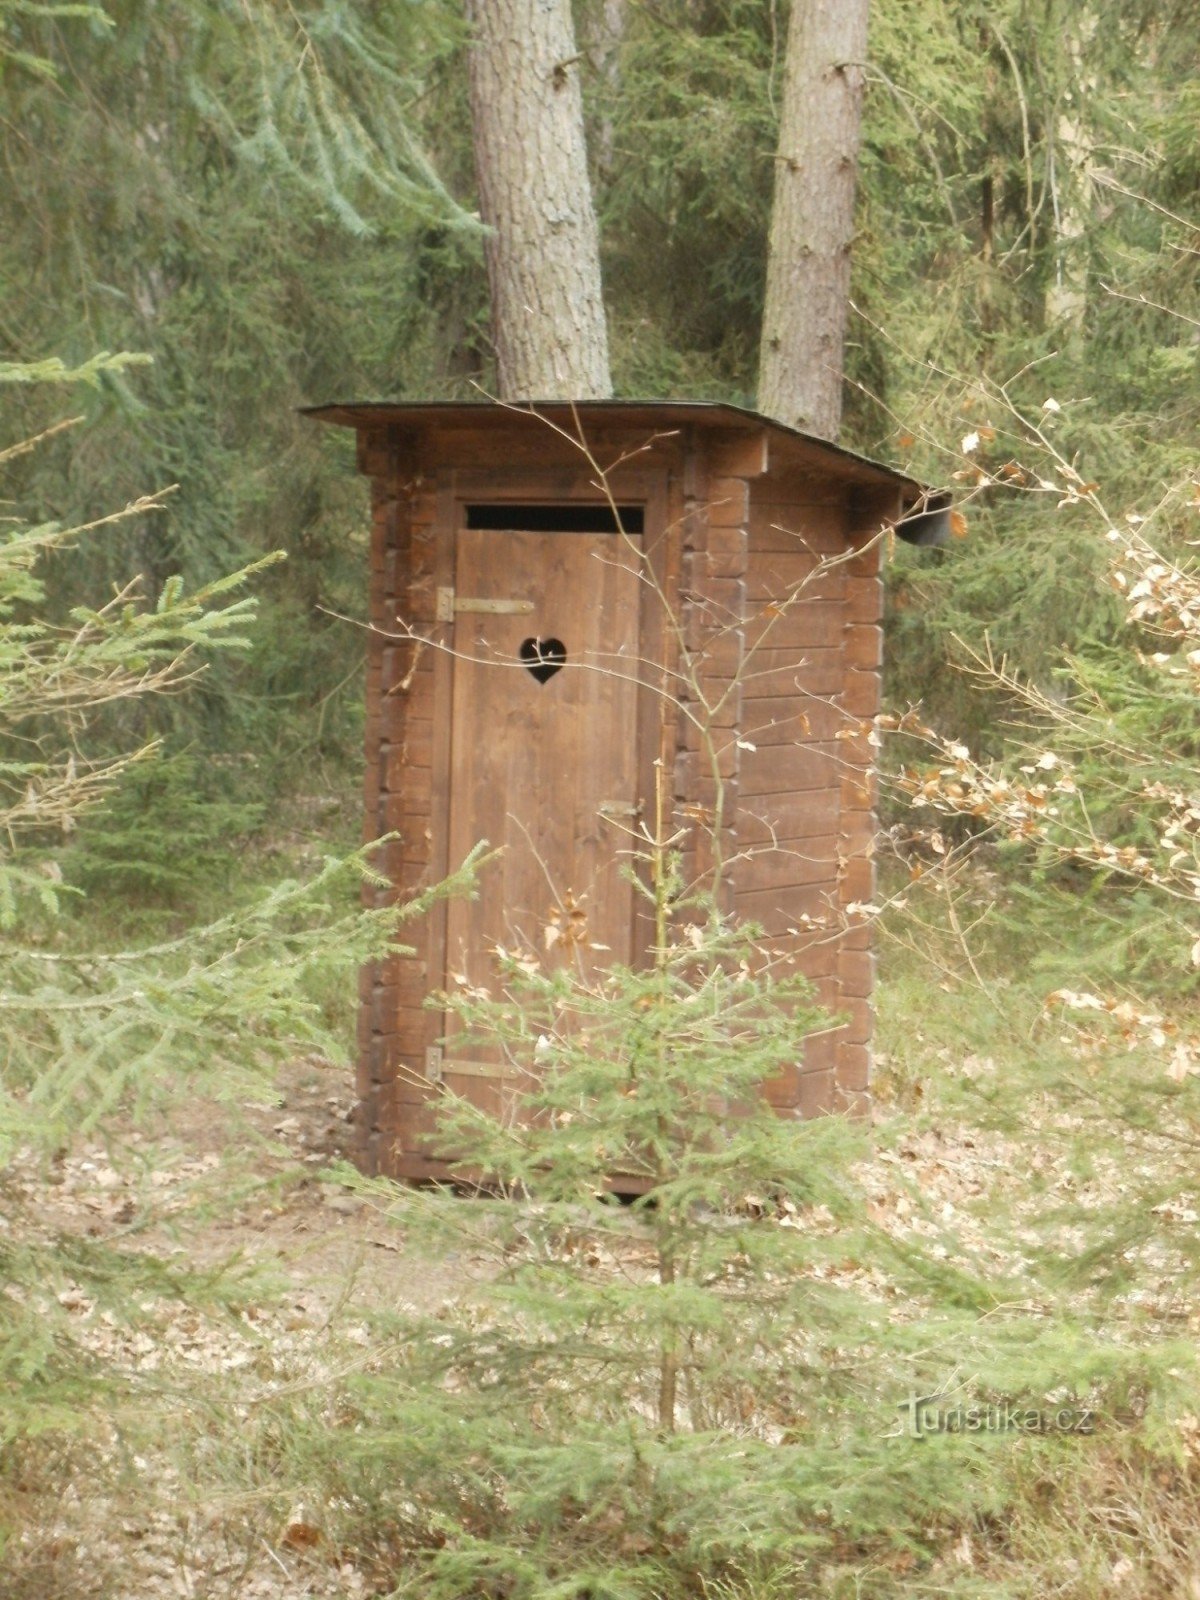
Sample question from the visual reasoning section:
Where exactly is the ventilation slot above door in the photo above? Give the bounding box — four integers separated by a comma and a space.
465, 503, 644, 534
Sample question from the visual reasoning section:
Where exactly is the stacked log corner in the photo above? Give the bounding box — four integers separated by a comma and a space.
673, 431, 755, 919
732, 461, 888, 1120
356, 426, 440, 1175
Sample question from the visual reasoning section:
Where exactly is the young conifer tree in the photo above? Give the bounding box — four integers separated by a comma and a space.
315, 748, 1169, 1597
0, 357, 468, 1470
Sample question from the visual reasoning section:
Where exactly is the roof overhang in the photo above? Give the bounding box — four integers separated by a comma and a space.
301, 398, 951, 547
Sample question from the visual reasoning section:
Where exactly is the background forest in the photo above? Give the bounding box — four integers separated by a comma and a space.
4, 0, 1194, 841
2, 1, 1199, 1597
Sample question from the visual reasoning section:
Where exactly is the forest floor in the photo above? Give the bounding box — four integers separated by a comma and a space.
6, 1030, 1193, 1600
5, 1056, 497, 1600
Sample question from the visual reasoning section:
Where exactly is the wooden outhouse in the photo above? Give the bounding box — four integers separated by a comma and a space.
304, 400, 946, 1181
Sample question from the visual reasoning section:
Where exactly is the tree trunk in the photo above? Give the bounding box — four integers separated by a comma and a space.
1044, 15, 1098, 333
464, 0, 612, 400
580, 0, 627, 181
757, 0, 870, 441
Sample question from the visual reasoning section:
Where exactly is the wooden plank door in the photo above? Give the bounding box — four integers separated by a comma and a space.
441, 519, 644, 1080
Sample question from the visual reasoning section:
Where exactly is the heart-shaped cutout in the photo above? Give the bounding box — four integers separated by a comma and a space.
520, 636, 566, 684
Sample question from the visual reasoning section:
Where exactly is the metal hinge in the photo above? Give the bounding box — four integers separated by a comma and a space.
425, 1043, 512, 1083
436, 587, 535, 623
598, 800, 643, 819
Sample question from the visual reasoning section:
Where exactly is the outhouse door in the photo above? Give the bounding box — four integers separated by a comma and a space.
436, 497, 651, 1083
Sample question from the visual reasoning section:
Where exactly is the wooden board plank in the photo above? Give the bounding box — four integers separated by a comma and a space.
734, 884, 840, 937
737, 794, 839, 844
733, 836, 839, 895
748, 500, 845, 554
741, 695, 864, 746
745, 552, 845, 604
743, 599, 844, 655
740, 647, 846, 701
739, 742, 842, 796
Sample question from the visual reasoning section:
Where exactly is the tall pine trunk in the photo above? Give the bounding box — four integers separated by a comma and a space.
464, 0, 612, 400
757, 0, 870, 441
581, 0, 627, 180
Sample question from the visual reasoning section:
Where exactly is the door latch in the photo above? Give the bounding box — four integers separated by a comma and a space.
436, 587, 535, 623
598, 800, 643, 819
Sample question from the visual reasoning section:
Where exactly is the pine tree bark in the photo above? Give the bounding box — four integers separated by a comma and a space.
757, 0, 870, 441
580, 0, 627, 180
1044, 15, 1098, 332
464, 0, 612, 400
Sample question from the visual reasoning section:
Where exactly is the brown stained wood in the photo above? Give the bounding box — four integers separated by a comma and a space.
836, 1041, 871, 1092
440, 520, 642, 1066
673, 751, 741, 804
844, 577, 884, 627
417, 428, 686, 478
746, 554, 845, 605
400, 473, 457, 1118
369, 986, 412, 1039
700, 571, 747, 610
387, 964, 435, 1012
838, 818, 878, 868
385, 761, 433, 808
796, 1069, 837, 1118
631, 475, 679, 966
735, 885, 839, 937
451, 466, 668, 506
739, 742, 842, 796
308, 400, 926, 501
687, 631, 744, 679
393, 720, 433, 769
838, 856, 876, 904
837, 948, 875, 998
435, 1071, 537, 1123
358, 479, 408, 1170
682, 684, 740, 730
840, 771, 878, 812
388, 1056, 439, 1106
734, 837, 840, 895
707, 526, 753, 580
749, 500, 846, 554
380, 803, 434, 856
762, 1067, 801, 1110
844, 624, 883, 670
838, 999, 872, 1046
841, 546, 884, 584
707, 430, 771, 479
744, 601, 846, 656
802, 1032, 839, 1074
841, 669, 880, 716
707, 476, 750, 525
741, 647, 847, 700
398, 671, 435, 726
327, 405, 921, 1175
381, 640, 429, 691
738, 795, 839, 845
829, 729, 874, 769
742, 695, 861, 746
